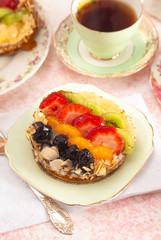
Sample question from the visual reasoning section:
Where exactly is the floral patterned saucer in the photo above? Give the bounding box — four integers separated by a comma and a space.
54, 15, 159, 78
150, 54, 161, 104
0, 3, 51, 96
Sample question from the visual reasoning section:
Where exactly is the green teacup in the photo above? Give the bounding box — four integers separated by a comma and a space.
71, 0, 143, 59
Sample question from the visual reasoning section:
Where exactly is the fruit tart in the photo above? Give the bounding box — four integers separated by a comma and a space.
26, 90, 136, 184
0, 0, 40, 56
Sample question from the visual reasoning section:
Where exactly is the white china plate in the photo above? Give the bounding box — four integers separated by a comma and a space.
0, 3, 51, 96
5, 83, 154, 206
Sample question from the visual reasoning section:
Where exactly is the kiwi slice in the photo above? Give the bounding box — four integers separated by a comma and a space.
78, 91, 122, 113
104, 112, 126, 128
2, 9, 29, 25
15, 9, 29, 21
0, 8, 13, 19
2, 13, 16, 25
60, 91, 83, 104
116, 128, 134, 154
82, 101, 105, 116
61, 91, 105, 116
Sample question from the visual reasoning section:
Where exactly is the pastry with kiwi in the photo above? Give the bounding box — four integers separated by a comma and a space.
0, 0, 40, 56
26, 90, 136, 184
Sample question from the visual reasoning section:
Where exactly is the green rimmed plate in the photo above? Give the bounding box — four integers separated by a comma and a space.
54, 15, 159, 78
5, 83, 154, 206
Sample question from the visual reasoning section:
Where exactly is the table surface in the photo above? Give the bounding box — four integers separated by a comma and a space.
1, 0, 161, 239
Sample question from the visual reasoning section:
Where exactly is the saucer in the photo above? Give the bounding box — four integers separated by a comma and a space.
54, 15, 159, 78
150, 54, 161, 105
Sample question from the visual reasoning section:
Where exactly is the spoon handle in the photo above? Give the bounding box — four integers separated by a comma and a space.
30, 185, 74, 234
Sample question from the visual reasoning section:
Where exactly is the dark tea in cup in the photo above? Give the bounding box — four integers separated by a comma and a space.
76, 0, 138, 32
72, 0, 142, 59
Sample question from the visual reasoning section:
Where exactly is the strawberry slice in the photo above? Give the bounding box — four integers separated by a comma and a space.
57, 103, 91, 124
72, 113, 105, 137
87, 126, 124, 155
0, 0, 19, 10
39, 92, 69, 116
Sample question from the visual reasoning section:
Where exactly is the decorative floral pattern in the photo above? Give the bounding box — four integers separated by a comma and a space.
151, 76, 161, 103
9, 54, 42, 85
150, 55, 161, 105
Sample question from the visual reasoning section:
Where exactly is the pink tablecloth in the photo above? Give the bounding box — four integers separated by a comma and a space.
1, 0, 161, 239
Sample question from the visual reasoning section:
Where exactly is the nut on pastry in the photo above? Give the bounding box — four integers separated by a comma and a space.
0, 0, 40, 56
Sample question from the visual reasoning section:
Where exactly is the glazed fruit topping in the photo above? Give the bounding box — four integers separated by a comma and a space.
46, 116, 59, 127
78, 148, 94, 170
68, 136, 94, 151
39, 92, 69, 116
90, 145, 113, 162
0, 0, 19, 10
54, 123, 82, 138
52, 134, 68, 160
56, 103, 91, 124
53, 134, 68, 151
0, 8, 13, 19
32, 122, 53, 144
2, 9, 29, 25
32, 91, 135, 176
104, 112, 126, 129
116, 128, 134, 154
87, 126, 124, 155
66, 145, 79, 167
72, 113, 105, 137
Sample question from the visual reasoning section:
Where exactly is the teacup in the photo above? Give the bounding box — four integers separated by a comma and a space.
71, 0, 143, 59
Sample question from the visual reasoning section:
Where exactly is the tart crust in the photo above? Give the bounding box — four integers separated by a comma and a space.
27, 125, 126, 184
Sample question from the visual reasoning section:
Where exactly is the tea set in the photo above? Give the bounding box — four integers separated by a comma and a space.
54, 0, 159, 78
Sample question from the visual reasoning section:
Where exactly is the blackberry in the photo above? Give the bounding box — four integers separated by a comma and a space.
59, 147, 69, 160
52, 134, 69, 160
78, 148, 94, 169
66, 145, 79, 167
32, 122, 53, 144
53, 134, 68, 151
